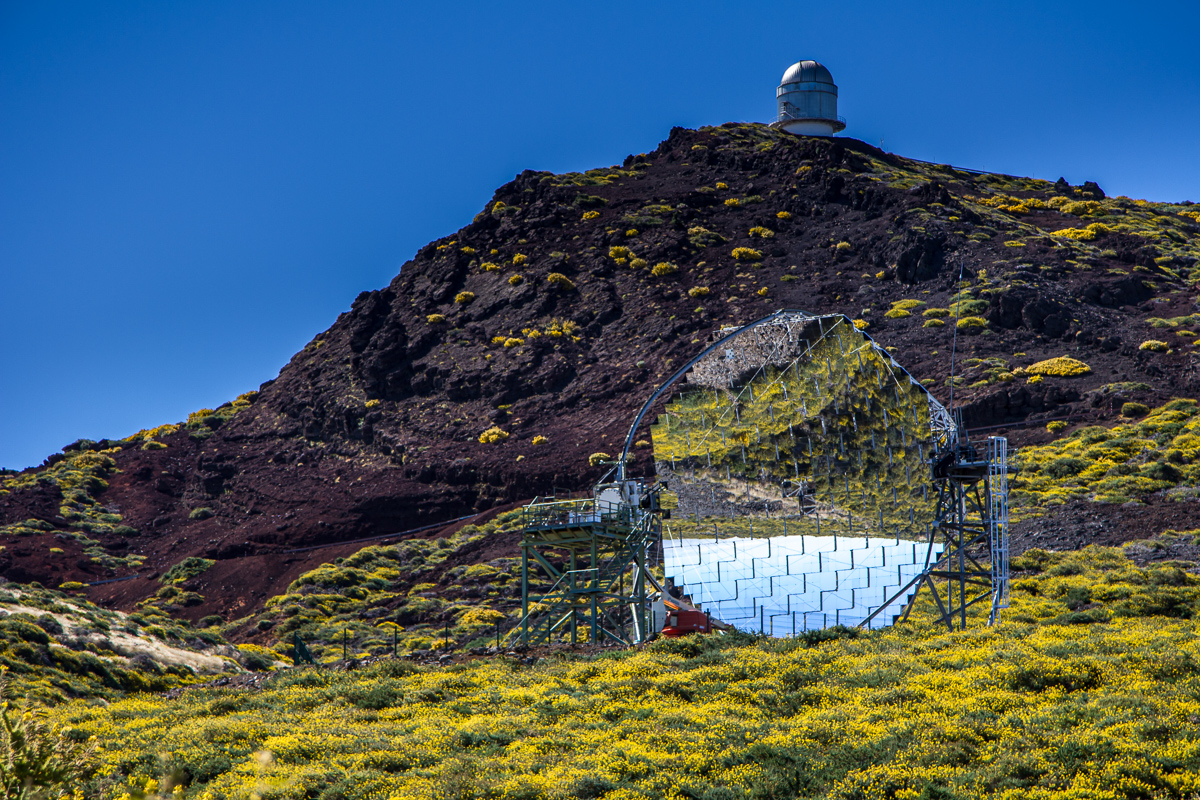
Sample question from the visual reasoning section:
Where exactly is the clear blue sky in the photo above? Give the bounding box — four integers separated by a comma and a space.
3, 1, 1198, 470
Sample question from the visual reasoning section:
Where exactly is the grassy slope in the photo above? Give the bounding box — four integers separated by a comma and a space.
56, 546, 1200, 800
1014, 398, 1200, 508
0, 583, 234, 703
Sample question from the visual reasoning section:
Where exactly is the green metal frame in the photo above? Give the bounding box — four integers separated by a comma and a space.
518, 489, 659, 646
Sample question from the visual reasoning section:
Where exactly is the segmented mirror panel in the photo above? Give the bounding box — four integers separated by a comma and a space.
652, 314, 948, 632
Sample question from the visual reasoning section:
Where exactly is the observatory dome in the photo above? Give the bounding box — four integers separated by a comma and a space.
775, 60, 845, 136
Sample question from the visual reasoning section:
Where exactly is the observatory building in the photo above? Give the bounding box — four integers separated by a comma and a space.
775, 60, 846, 136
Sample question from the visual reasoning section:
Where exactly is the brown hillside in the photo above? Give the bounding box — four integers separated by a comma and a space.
2, 123, 1198, 621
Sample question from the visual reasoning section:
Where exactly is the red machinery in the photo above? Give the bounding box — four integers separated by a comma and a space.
660, 609, 713, 637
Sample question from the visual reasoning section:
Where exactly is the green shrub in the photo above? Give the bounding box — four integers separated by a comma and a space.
1122, 402, 1150, 418
0, 683, 97, 797
547, 273, 575, 290
956, 316, 988, 330
188, 508, 214, 521
161, 557, 215, 585
687, 227, 726, 248
949, 298, 989, 317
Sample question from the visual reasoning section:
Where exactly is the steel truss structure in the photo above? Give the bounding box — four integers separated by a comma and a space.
516, 484, 660, 646
864, 434, 1011, 631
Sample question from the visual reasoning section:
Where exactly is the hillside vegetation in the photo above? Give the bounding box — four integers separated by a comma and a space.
52, 545, 1200, 800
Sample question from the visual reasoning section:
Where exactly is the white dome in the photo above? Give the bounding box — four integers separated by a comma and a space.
780, 60, 835, 86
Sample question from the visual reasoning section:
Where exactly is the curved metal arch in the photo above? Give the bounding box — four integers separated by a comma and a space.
616, 309, 954, 481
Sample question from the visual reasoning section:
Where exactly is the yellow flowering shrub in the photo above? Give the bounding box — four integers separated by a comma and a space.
1051, 222, 1112, 241
454, 292, 475, 304
582, 210, 600, 220
885, 299, 923, 319
512, 253, 527, 265
776, 211, 792, 220
724, 198, 741, 207
531, 435, 548, 446
923, 318, 945, 328
747, 226, 774, 238
426, 313, 446, 324
731, 247, 762, 262
1022, 356, 1093, 377
1140, 340, 1170, 353
508, 274, 523, 286
480, 262, 501, 272
588, 452, 610, 466
688, 286, 711, 298
852, 319, 868, 330
649, 262, 677, 277
478, 427, 509, 444
629, 258, 648, 269
458, 607, 505, 627
547, 273, 575, 290
969, 193, 1047, 215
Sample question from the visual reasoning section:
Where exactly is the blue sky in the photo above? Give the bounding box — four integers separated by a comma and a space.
2, 1, 1198, 470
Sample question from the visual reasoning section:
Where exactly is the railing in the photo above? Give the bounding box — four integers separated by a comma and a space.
777, 108, 847, 126
521, 498, 633, 530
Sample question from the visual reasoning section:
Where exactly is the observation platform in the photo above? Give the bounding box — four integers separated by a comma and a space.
520, 497, 641, 551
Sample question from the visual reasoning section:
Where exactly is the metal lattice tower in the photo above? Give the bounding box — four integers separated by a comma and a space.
516, 482, 661, 646
987, 436, 1011, 623
869, 434, 1010, 631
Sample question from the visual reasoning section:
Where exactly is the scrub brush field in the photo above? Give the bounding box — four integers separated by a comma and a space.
48, 545, 1200, 800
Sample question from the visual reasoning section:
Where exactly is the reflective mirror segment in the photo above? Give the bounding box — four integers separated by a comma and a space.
651, 313, 951, 632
